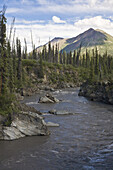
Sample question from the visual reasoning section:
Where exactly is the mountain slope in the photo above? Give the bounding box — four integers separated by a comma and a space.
36, 37, 63, 53
36, 28, 113, 55
61, 28, 107, 52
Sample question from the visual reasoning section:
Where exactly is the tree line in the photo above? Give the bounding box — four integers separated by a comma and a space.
0, 5, 113, 99
40, 40, 113, 83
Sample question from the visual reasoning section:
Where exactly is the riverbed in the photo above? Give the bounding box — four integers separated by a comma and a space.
0, 88, 113, 170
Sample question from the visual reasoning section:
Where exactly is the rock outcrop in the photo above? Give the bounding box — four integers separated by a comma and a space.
49, 109, 57, 115
45, 122, 59, 127
39, 93, 59, 103
0, 111, 49, 141
48, 110, 74, 115
79, 81, 113, 104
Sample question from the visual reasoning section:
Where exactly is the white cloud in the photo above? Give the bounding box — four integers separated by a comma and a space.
88, 0, 97, 6
4, 0, 113, 16
32, 0, 113, 14
6, 8, 22, 14
15, 19, 45, 24
74, 16, 112, 30
52, 16, 66, 24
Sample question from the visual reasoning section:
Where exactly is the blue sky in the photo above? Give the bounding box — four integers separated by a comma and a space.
0, 0, 113, 51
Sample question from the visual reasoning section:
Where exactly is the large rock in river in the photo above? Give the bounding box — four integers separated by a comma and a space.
39, 93, 59, 103
0, 112, 49, 140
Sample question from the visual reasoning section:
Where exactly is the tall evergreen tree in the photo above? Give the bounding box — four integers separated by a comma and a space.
73, 50, 76, 67
63, 51, 66, 65
55, 43, 58, 63
86, 49, 90, 68
39, 53, 44, 78
82, 54, 85, 67
94, 47, 99, 76
0, 7, 8, 95
7, 41, 14, 93
16, 38, 22, 88
48, 41, 52, 62
89, 57, 95, 82
69, 51, 72, 65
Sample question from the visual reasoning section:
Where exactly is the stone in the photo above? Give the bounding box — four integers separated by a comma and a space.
0, 111, 49, 141
0, 126, 3, 140
45, 122, 59, 127
78, 81, 113, 105
39, 93, 59, 103
39, 96, 54, 103
15, 93, 24, 101
46, 93, 59, 103
49, 109, 57, 115
48, 110, 74, 115
45, 86, 54, 91
3, 127, 25, 140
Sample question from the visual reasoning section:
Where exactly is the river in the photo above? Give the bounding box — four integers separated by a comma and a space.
0, 88, 113, 170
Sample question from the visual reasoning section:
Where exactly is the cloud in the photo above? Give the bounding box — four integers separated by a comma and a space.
4, 0, 113, 52
33, 0, 113, 15
52, 16, 66, 24
74, 16, 112, 30
3, 0, 113, 18
6, 8, 22, 14
15, 19, 45, 24
9, 15, 113, 53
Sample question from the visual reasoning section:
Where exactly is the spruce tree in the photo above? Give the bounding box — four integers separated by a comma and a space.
39, 53, 44, 78
7, 41, 14, 93
48, 41, 52, 62
52, 45, 55, 63
32, 45, 37, 60
55, 43, 58, 63
16, 38, 22, 88
12, 46, 17, 85
73, 50, 76, 67
86, 49, 90, 68
63, 51, 66, 65
82, 54, 85, 67
94, 47, 99, 76
0, 7, 8, 95
59, 52, 63, 64
69, 51, 72, 65
89, 57, 95, 82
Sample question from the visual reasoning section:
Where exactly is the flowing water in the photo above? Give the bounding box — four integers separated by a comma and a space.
0, 88, 113, 170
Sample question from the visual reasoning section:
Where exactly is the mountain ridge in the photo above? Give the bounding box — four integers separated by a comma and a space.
36, 28, 113, 55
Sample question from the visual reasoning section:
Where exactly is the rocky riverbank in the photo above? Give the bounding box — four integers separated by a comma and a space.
79, 81, 113, 104
0, 104, 49, 140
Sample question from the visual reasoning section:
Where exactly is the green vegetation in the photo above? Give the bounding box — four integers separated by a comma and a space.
0, 6, 113, 116
40, 40, 113, 84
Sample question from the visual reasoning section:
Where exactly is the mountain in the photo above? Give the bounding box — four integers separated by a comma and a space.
36, 37, 63, 53
36, 28, 113, 55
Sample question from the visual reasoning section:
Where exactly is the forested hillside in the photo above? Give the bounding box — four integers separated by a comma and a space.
0, 6, 113, 116
36, 28, 113, 55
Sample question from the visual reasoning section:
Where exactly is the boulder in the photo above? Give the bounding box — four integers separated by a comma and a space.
78, 81, 113, 104
56, 111, 74, 115
3, 127, 25, 140
46, 93, 59, 102
39, 93, 59, 103
0, 112, 49, 141
45, 122, 59, 127
0, 126, 3, 140
15, 93, 24, 101
49, 109, 57, 115
45, 86, 55, 91
48, 110, 74, 115
39, 96, 54, 103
